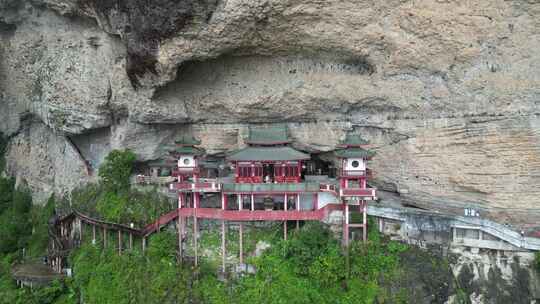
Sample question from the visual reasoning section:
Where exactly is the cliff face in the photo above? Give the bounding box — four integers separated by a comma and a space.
1, 0, 540, 225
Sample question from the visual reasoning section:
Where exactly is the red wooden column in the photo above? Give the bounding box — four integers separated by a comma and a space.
343, 204, 349, 247
239, 223, 244, 266
221, 192, 228, 210
194, 215, 198, 266
363, 200, 367, 242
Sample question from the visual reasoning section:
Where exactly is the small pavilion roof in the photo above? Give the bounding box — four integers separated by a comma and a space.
169, 146, 205, 155
334, 147, 375, 159
227, 146, 310, 162
339, 133, 369, 147
245, 125, 291, 146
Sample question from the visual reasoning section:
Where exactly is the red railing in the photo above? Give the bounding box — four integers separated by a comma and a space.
319, 184, 337, 192
171, 182, 221, 191
236, 176, 263, 183
340, 188, 376, 197
142, 210, 180, 236
172, 168, 199, 177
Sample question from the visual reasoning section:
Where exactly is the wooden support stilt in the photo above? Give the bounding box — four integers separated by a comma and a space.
92, 225, 96, 245
239, 223, 244, 266
78, 219, 83, 244
363, 201, 367, 242
118, 230, 122, 255
194, 216, 198, 266
142, 237, 146, 252
296, 220, 300, 231
129, 233, 133, 250
178, 216, 183, 260
221, 220, 226, 273
284, 194, 288, 210
103, 227, 107, 248
344, 204, 349, 247
284, 221, 287, 240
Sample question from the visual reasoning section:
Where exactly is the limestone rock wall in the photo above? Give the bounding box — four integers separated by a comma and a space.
1, 0, 540, 225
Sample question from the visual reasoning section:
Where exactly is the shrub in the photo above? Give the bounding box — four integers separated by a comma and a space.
98, 149, 136, 194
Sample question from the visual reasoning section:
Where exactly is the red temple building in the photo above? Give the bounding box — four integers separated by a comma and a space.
154, 125, 376, 270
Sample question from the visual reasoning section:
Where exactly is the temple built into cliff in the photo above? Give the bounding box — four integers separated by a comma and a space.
143, 125, 377, 269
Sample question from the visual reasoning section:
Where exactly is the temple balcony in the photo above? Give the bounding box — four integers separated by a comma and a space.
172, 167, 200, 177
339, 169, 374, 178
339, 187, 377, 200
222, 182, 322, 194
170, 180, 221, 192
135, 175, 176, 185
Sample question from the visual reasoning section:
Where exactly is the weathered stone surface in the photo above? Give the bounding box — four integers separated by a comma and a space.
0, 4, 130, 134
5, 120, 92, 203
1, 0, 540, 223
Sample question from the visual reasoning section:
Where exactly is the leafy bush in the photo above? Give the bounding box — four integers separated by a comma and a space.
98, 149, 136, 194
71, 232, 189, 304
0, 180, 32, 255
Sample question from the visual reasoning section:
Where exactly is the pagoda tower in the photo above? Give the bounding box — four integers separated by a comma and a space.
335, 133, 376, 244
168, 134, 205, 208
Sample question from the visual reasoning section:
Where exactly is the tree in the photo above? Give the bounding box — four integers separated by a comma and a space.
98, 150, 136, 194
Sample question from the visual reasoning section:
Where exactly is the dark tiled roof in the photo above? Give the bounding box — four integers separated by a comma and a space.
227, 146, 310, 161
334, 147, 375, 158
340, 133, 369, 147
246, 125, 291, 145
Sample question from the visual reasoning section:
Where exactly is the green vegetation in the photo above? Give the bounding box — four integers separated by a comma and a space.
98, 149, 136, 194
0, 178, 32, 255
0, 146, 436, 303
68, 149, 172, 226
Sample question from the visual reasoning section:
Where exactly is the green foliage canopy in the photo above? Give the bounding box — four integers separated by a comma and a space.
98, 149, 136, 194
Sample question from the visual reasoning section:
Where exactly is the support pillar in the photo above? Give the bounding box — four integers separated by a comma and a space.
251, 194, 255, 211
129, 233, 133, 250
221, 193, 227, 210
78, 218, 83, 244
178, 216, 184, 260
118, 230, 122, 255
194, 216, 198, 266
142, 237, 146, 252
239, 223, 244, 266
344, 204, 349, 246
92, 225, 96, 245
284, 221, 287, 240
362, 201, 367, 242
284, 194, 288, 210
238, 194, 242, 210
103, 227, 107, 248
221, 220, 226, 273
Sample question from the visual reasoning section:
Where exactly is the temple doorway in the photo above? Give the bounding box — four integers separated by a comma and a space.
263, 164, 275, 182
